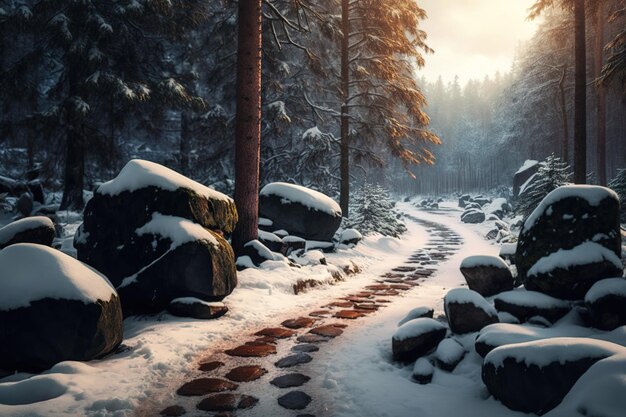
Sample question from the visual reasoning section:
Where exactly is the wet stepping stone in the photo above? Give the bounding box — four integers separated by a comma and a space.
390, 284, 412, 291
177, 378, 238, 396
354, 304, 378, 310
160, 405, 186, 416
381, 273, 405, 278
197, 394, 258, 412
275, 353, 313, 368
246, 336, 277, 345
366, 284, 390, 291
198, 361, 224, 372
297, 334, 330, 343
376, 299, 392, 303
309, 310, 332, 317
225, 365, 267, 382
325, 301, 354, 308
404, 282, 421, 287
393, 266, 416, 272
278, 391, 312, 410
270, 373, 311, 388
384, 278, 404, 284
225, 344, 276, 357
353, 308, 376, 315
343, 296, 371, 303
282, 317, 317, 329
355, 291, 374, 297
309, 325, 343, 337
292, 344, 319, 353
334, 310, 364, 319
255, 327, 296, 338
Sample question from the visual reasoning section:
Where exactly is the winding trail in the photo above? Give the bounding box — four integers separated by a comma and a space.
150, 213, 465, 417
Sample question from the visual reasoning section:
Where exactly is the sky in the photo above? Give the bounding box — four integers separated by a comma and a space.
418, 0, 541, 84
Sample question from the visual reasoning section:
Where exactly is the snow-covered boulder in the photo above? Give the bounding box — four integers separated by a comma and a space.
444, 288, 498, 334
459, 255, 514, 297
513, 159, 540, 198
460, 208, 485, 224
259, 182, 342, 241
0, 244, 123, 372
258, 230, 283, 253
74, 160, 237, 316
484, 198, 511, 219
239, 239, 285, 268
281, 235, 306, 255
0, 216, 55, 250
545, 353, 626, 417
167, 298, 228, 320
434, 338, 465, 372
482, 337, 626, 414
392, 318, 447, 362
516, 185, 622, 299
412, 358, 434, 384
585, 278, 626, 330
458, 194, 471, 208
398, 307, 434, 326
339, 228, 362, 247
305, 240, 335, 253
494, 290, 571, 324
498, 243, 517, 265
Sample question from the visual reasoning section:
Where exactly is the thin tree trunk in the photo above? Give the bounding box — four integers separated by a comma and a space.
232, 0, 262, 252
594, 1, 607, 185
573, 0, 587, 184
558, 65, 569, 163
339, 0, 350, 217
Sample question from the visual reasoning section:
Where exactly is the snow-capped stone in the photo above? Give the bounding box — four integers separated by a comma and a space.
167, 298, 228, 320
305, 240, 335, 253
458, 194, 471, 208
339, 228, 362, 246
398, 307, 434, 326
444, 288, 498, 334
0, 216, 55, 250
281, 235, 306, 255
516, 185, 622, 299
259, 182, 342, 241
513, 159, 540, 197
291, 249, 326, 266
240, 239, 283, 267
482, 337, 626, 414
484, 198, 511, 219
498, 242, 517, 265
0, 244, 122, 372
434, 338, 465, 371
258, 230, 283, 252
585, 278, 626, 330
459, 255, 514, 297
412, 358, 434, 384
494, 290, 571, 323
392, 318, 447, 362
460, 208, 485, 224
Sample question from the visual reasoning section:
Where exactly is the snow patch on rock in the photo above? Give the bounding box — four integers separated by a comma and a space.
260, 182, 341, 216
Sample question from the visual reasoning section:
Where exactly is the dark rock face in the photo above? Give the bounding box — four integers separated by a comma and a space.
259, 192, 341, 241
494, 292, 571, 323
586, 280, 626, 330
516, 186, 622, 300
0, 295, 123, 372
445, 297, 498, 334
513, 161, 540, 198
461, 209, 485, 224
0, 216, 56, 250
458, 194, 471, 208
277, 391, 312, 410
460, 260, 514, 297
270, 373, 311, 388
167, 299, 228, 320
392, 320, 447, 362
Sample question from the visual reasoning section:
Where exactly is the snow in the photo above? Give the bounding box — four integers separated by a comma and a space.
258, 217, 273, 227
499, 243, 516, 256
97, 159, 230, 201
0, 216, 53, 245
527, 241, 622, 277
258, 229, 283, 243
484, 198, 508, 215
393, 318, 447, 342
585, 278, 626, 303
435, 338, 465, 364
0, 243, 116, 311
413, 358, 434, 377
170, 297, 224, 307
476, 323, 596, 352
341, 228, 363, 241
244, 239, 275, 261
398, 307, 433, 326
495, 289, 570, 309
515, 159, 539, 175
444, 288, 497, 316
460, 255, 509, 269
283, 235, 306, 243
260, 182, 341, 216
484, 337, 626, 369
135, 213, 218, 248
236, 255, 255, 269
524, 185, 619, 230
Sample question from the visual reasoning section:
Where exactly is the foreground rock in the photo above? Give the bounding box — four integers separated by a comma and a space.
444, 288, 498, 334
516, 185, 622, 299
392, 318, 447, 361
460, 255, 514, 297
434, 338, 465, 371
461, 208, 485, 224
0, 216, 55, 250
494, 290, 571, 323
167, 298, 228, 320
0, 244, 123, 372
259, 182, 342, 241
75, 160, 237, 315
585, 278, 626, 330
482, 337, 625, 414
412, 358, 434, 384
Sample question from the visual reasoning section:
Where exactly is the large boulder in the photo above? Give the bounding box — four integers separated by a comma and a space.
444, 288, 498, 334
513, 160, 540, 198
494, 290, 571, 324
482, 337, 625, 414
0, 244, 123, 372
392, 318, 447, 362
75, 160, 237, 316
516, 185, 623, 300
460, 255, 514, 297
0, 216, 55, 250
585, 278, 626, 330
259, 182, 342, 241
461, 208, 485, 224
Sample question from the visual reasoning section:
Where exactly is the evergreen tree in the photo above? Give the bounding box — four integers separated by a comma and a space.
608, 168, 626, 223
516, 154, 573, 217
347, 182, 406, 237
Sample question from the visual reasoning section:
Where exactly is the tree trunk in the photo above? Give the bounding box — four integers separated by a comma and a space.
558, 65, 569, 163
232, 0, 262, 253
339, 0, 350, 217
180, 110, 190, 176
573, 0, 587, 184
594, 1, 607, 185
